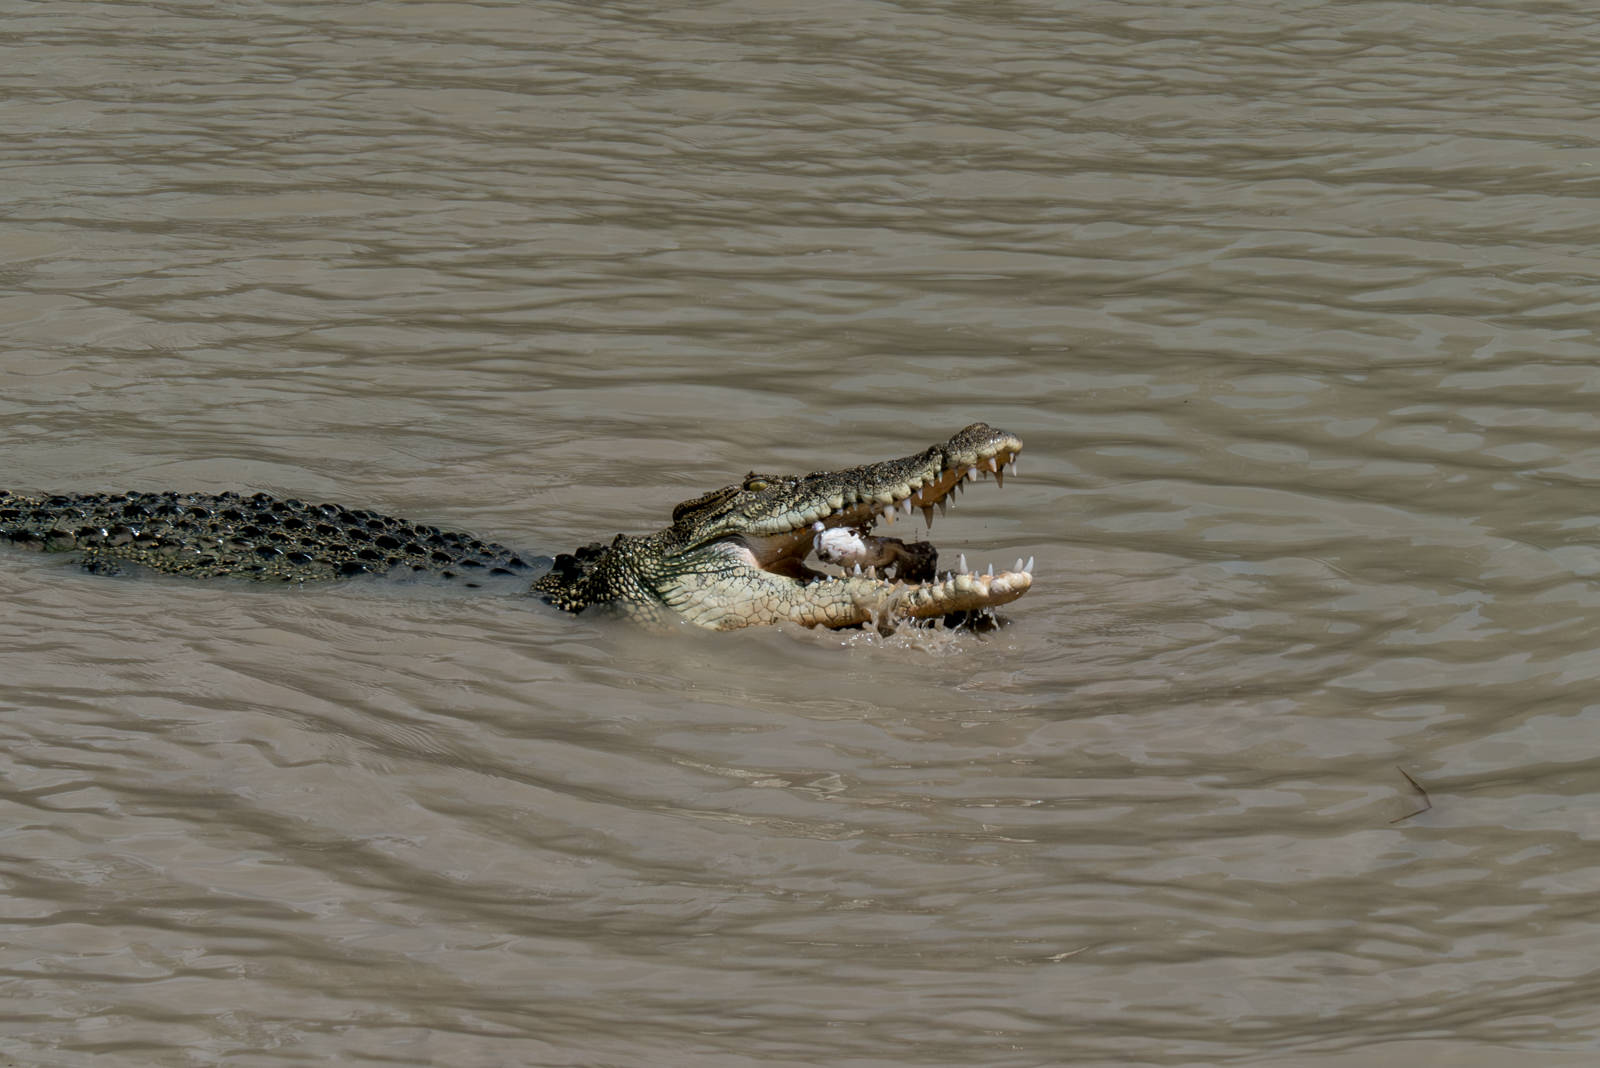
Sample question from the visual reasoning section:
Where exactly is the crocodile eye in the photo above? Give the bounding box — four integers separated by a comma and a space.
743, 477, 769, 491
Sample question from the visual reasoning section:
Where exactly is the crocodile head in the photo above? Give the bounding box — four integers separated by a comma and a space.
534, 423, 1032, 630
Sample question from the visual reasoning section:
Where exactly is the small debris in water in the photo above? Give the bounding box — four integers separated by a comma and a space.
1389, 766, 1432, 824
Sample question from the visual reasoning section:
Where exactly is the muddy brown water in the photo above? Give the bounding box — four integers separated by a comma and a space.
3, 2, 1599, 1065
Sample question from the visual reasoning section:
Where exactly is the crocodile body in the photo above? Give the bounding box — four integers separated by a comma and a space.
1, 423, 1032, 630
0, 490, 541, 586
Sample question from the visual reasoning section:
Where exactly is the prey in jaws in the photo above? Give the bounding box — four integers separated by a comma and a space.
791, 426, 1031, 630
533, 423, 1036, 630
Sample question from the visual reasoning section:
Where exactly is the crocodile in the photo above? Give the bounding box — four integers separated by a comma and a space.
0, 423, 1032, 631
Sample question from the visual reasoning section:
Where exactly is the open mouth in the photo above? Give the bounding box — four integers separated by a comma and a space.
736, 429, 1033, 620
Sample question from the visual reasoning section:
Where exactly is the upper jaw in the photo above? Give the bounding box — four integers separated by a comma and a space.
735, 423, 1023, 543
729, 423, 1026, 586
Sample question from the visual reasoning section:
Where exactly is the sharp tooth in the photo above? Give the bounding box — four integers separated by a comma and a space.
881, 507, 896, 525
937, 499, 948, 517
958, 553, 967, 574
987, 563, 994, 577
1026, 556, 1034, 572
1015, 558, 1024, 572
1008, 459, 1018, 478
994, 468, 1005, 489
901, 499, 912, 515
985, 457, 997, 472
867, 566, 877, 579
966, 467, 978, 481
853, 563, 862, 575
921, 507, 934, 529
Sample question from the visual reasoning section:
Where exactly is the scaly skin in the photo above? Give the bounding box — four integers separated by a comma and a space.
1, 423, 1032, 631
533, 422, 1032, 629
0, 490, 539, 587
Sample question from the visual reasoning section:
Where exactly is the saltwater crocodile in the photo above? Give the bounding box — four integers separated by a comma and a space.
0, 423, 1032, 630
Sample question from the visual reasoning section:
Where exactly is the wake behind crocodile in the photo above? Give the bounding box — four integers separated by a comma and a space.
0, 424, 1033, 631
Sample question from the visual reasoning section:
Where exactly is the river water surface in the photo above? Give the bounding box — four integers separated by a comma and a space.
3, 2, 1599, 1066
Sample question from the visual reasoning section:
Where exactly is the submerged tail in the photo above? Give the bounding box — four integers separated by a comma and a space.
0, 490, 544, 589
